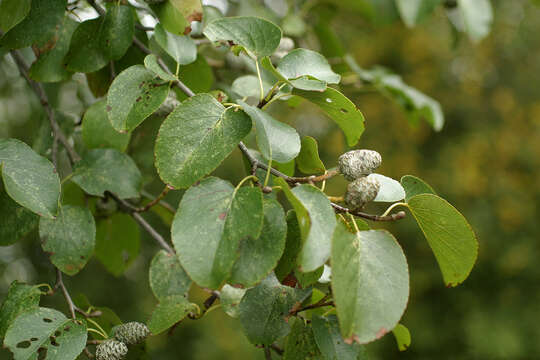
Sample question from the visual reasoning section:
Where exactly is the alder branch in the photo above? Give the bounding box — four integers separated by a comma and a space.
264, 346, 272, 360
332, 202, 407, 222
141, 190, 176, 213
289, 301, 334, 316
134, 185, 171, 212
55, 269, 77, 319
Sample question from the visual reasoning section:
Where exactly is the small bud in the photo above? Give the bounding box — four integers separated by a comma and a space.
113, 322, 150, 345
95, 340, 128, 360
344, 176, 380, 210
338, 150, 382, 181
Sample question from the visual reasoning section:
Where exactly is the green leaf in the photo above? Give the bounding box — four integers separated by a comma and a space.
0, 0, 66, 50
144, 54, 177, 82
293, 88, 365, 147
4, 307, 87, 360
155, 94, 251, 189
297, 136, 326, 174
277, 48, 340, 86
458, 0, 493, 42
238, 101, 300, 163
238, 274, 311, 345
295, 266, 324, 288
39, 205, 96, 276
101, 4, 135, 61
150, 0, 203, 35
203, 16, 282, 58
332, 225, 409, 344
82, 100, 131, 152
345, 57, 443, 131
276, 179, 337, 272
147, 295, 198, 335
172, 178, 264, 289
369, 174, 406, 202
95, 213, 140, 276
0, 0, 31, 33
175, 55, 214, 100
0, 138, 60, 218
154, 23, 197, 65
261, 56, 326, 92
64, 5, 134, 72
71, 149, 142, 199
28, 16, 78, 83
0, 182, 38, 246
149, 250, 191, 300
220, 285, 246, 318
407, 194, 478, 287
232, 75, 272, 99
107, 65, 170, 132
392, 323, 411, 351
283, 318, 321, 359
229, 199, 287, 287
400, 175, 436, 202
275, 210, 302, 281
312, 315, 367, 360
395, 0, 441, 27
0, 282, 41, 339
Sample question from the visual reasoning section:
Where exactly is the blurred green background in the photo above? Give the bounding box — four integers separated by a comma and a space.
1, 0, 539, 359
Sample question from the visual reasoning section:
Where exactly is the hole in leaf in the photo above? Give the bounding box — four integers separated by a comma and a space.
325, 98, 333, 103
16, 341, 31, 348
30, 338, 38, 341
340, 108, 348, 113
54, 331, 61, 337
50, 336, 59, 347
38, 347, 47, 360
64, 326, 71, 332
43, 318, 53, 323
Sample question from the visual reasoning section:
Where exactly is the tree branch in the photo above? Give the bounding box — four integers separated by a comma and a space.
134, 186, 171, 212
55, 269, 77, 319
264, 346, 272, 360
332, 202, 407, 222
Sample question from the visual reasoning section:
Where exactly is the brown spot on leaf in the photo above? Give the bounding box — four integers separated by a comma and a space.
218, 212, 227, 220
376, 327, 388, 339
106, 105, 112, 112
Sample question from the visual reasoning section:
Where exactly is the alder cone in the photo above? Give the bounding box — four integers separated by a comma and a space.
95, 340, 128, 360
338, 149, 382, 181
113, 322, 150, 345
344, 176, 380, 210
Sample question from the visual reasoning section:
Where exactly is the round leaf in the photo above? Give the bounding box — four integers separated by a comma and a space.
277, 48, 340, 84
155, 94, 252, 189
71, 149, 142, 199
144, 54, 178, 82
0, 0, 31, 33
154, 23, 197, 65
283, 318, 321, 359
82, 100, 131, 152
369, 174, 406, 202
229, 199, 287, 287
39, 205, 96, 276
149, 250, 192, 300
4, 307, 87, 360
150, 0, 203, 35
400, 174, 436, 201
101, 4, 135, 61
238, 101, 300, 163
147, 295, 198, 335
172, 178, 264, 289
203, 16, 282, 58
312, 315, 367, 360
0, 138, 60, 218
297, 136, 326, 174
392, 323, 411, 351
332, 225, 409, 344
107, 65, 170, 132
407, 194, 478, 287
0, 182, 38, 246
220, 285, 246, 318
0, 282, 41, 339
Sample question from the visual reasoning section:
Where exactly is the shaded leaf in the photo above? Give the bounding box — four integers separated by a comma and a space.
293, 87, 365, 147
276, 178, 337, 272
0, 182, 38, 246
312, 315, 367, 360
407, 194, 478, 286
155, 94, 251, 189
0, 282, 41, 339
369, 174, 406, 202
238, 274, 311, 345
71, 149, 142, 199
0, 0, 31, 33
154, 23, 197, 65
332, 224, 409, 344
4, 307, 87, 359
150, 0, 203, 35
295, 266, 324, 288
172, 178, 264, 289
95, 213, 140, 276
0, 138, 60, 218
39, 205, 96, 276
82, 100, 131, 152
149, 250, 191, 300
28, 16, 77, 82
400, 174, 436, 202
101, 4, 135, 60
147, 295, 198, 335
297, 136, 326, 174
107, 65, 170, 132
283, 318, 321, 359
229, 199, 287, 287
232, 75, 272, 99
392, 323, 411, 351
0, 0, 66, 50
175, 55, 214, 100
238, 100, 300, 163
275, 210, 302, 281
203, 16, 282, 58
143, 54, 177, 82
277, 48, 340, 90
395, 0, 441, 27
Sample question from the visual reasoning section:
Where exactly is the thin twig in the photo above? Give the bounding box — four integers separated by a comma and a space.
332, 203, 407, 222
141, 190, 176, 213
264, 346, 272, 360
270, 344, 284, 356
289, 301, 334, 316
56, 269, 77, 319
86, 0, 106, 16
135, 186, 171, 212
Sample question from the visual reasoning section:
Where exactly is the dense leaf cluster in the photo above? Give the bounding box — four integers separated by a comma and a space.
0, 0, 490, 358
